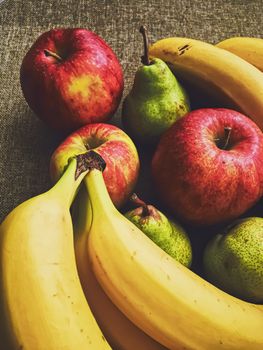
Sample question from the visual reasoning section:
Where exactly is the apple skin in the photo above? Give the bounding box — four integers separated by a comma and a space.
50, 123, 140, 208
152, 108, 263, 227
20, 28, 124, 132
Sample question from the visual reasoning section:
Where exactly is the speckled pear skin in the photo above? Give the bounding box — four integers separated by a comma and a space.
203, 217, 263, 303
125, 205, 192, 267
122, 58, 190, 144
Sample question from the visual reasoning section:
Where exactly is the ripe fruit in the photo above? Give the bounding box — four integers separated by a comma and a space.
204, 217, 263, 303
73, 186, 169, 350
122, 26, 190, 144
20, 28, 124, 132
125, 194, 192, 267
0, 153, 111, 349
50, 123, 139, 208
216, 37, 263, 72
149, 36, 263, 131
152, 108, 263, 226
84, 151, 263, 350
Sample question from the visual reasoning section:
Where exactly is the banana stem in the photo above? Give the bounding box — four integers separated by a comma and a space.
50, 152, 101, 207
49, 159, 84, 206
84, 169, 116, 216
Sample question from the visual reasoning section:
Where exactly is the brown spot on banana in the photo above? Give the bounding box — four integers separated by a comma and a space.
178, 44, 192, 55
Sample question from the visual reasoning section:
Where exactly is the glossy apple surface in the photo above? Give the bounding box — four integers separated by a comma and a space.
20, 28, 124, 132
50, 123, 140, 208
152, 108, 263, 226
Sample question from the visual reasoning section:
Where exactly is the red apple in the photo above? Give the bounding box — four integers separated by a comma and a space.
50, 123, 140, 208
20, 28, 124, 132
152, 108, 263, 226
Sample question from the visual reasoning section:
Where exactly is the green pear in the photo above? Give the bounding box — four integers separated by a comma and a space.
203, 217, 263, 303
122, 26, 190, 145
125, 194, 192, 267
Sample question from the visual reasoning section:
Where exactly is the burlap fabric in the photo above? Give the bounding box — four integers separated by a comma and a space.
0, 0, 262, 271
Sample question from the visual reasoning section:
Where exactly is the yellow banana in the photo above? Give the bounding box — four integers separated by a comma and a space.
216, 37, 263, 71
149, 37, 263, 131
73, 186, 168, 350
85, 154, 263, 350
0, 153, 111, 350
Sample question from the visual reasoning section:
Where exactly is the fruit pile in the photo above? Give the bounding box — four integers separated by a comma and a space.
0, 27, 262, 350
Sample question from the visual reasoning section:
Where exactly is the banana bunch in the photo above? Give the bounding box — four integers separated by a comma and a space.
216, 37, 263, 72
73, 187, 168, 350
149, 36, 263, 131
0, 150, 166, 350
84, 153, 263, 350
0, 153, 112, 350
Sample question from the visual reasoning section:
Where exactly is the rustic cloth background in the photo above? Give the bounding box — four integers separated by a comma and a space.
0, 0, 262, 271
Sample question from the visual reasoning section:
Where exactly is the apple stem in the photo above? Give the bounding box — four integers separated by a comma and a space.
44, 49, 63, 62
222, 126, 232, 150
130, 193, 150, 216
139, 25, 150, 65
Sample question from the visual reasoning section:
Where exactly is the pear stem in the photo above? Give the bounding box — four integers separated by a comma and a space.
44, 49, 63, 62
130, 193, 150, 216
139, 25, 150, 65
222, 126, 232, 150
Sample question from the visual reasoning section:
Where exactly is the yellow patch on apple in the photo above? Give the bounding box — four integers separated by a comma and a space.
68, 75, 103, 99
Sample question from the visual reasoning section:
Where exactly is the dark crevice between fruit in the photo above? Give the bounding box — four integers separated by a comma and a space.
215, 126, 232, 150
75, 151, 106, 179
